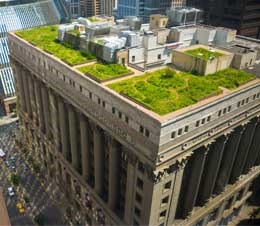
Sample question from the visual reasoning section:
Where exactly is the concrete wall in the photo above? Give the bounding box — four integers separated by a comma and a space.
128, 47, 145, 64
172, 50, 206, 74
232, 51, 257, 70
204, 54, 233, 74
214, 29, 236, 45
172, 45, 233, 75
196, 28, 216, 45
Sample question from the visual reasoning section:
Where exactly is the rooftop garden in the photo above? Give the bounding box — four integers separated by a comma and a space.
185, 48, 224, 60
77, 63, 132, 82
108, 68, 255, 115
16, 26, 95, 66
87, 16, 101, 22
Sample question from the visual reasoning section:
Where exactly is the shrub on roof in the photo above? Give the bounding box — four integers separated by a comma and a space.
109, 67, 255, 115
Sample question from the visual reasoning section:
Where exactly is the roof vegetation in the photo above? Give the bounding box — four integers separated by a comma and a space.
87, 16, 101, 22
77, 63, 132, 81
16, 26, 95, 66
185, 47, 224, 60
108, 68, 255, 115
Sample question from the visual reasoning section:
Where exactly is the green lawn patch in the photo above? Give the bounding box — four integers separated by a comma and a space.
185, 48, 224, 60
88, 16, 101, 22
77, 63, 132, 81
108, 68, 255, 115
16, 26, 95, 66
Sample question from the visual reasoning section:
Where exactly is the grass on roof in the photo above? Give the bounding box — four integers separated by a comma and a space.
16, 26, 95, 66
185, 48, 224, 60
108, 68, 255, 115
77, 63, 132, 81
88, 16, 101, 22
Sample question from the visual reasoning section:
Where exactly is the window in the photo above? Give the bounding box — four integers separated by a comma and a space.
102, 101, 106, 108
160, 210, 167, 218
237, 101, 241, 107
145, 129, 150, 137
178, 128, 182, 136
164, 181, 171, 190
135, 193, 142, 203
132, 56, 136, 62
218, 110, 222, 117
119, 111, 122, 119
207, 116, 211, 122
201, 118, 206, 124
257, 93, 260, 98
137, 178, 143, 189
171, 131, 176, 139
223, 108, 227, 114
225, 198, 233, 210
228, 106, 231, 112
184, 126, 189, 133
253, 94, 257, 100
242, 99, 245, 105
139, 126, 144, 133
138, 162, 145, 173
63, 75, 66, 81
196, 120, 200, 127
79, 85, 83, 92
134, 207, 141, 217
112, 107, 115, 114
161, 196, 169, 205
89, 92, 92, 99
98, 98, 101, 105
246, 97, 249, 103
237, 189, 244, 200
158, 54, 161, 60
125, 116, 129, 123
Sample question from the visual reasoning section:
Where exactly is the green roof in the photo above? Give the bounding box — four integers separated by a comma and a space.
108, 68, 255, 115
16, 26, 95, 66
77, 64, 132, 82
185, 48, 224, 61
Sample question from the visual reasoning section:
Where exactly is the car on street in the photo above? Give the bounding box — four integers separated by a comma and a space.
8, 186, 15, 197
16, 202, 26, 214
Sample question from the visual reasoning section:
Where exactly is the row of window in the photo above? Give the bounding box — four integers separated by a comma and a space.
170, 92, 260, 140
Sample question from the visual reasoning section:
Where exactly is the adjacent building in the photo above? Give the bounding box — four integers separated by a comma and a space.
100, 0, 117, 16
8, 15, 260, 226
79, 0, 101, 17
117, 0, 187, 21
0, 0, 67, 114
187, 0, 260, 39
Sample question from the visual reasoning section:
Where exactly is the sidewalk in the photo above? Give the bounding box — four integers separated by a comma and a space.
0, 114, 18, 127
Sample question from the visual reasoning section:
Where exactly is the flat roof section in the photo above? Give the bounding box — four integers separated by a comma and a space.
108, 67, 256, 115
15, 26, 96, 66
181, 44, 228, 61
13, 26, 259, 120
0, 188, 11, 226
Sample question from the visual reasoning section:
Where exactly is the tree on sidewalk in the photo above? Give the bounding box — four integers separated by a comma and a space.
10, 173, 20, 186
34, 213, 47, 225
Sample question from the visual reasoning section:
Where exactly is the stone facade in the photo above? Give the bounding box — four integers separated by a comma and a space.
8, 32, 260, 226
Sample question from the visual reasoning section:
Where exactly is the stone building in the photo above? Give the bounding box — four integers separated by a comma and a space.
8, 29, 260, 226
